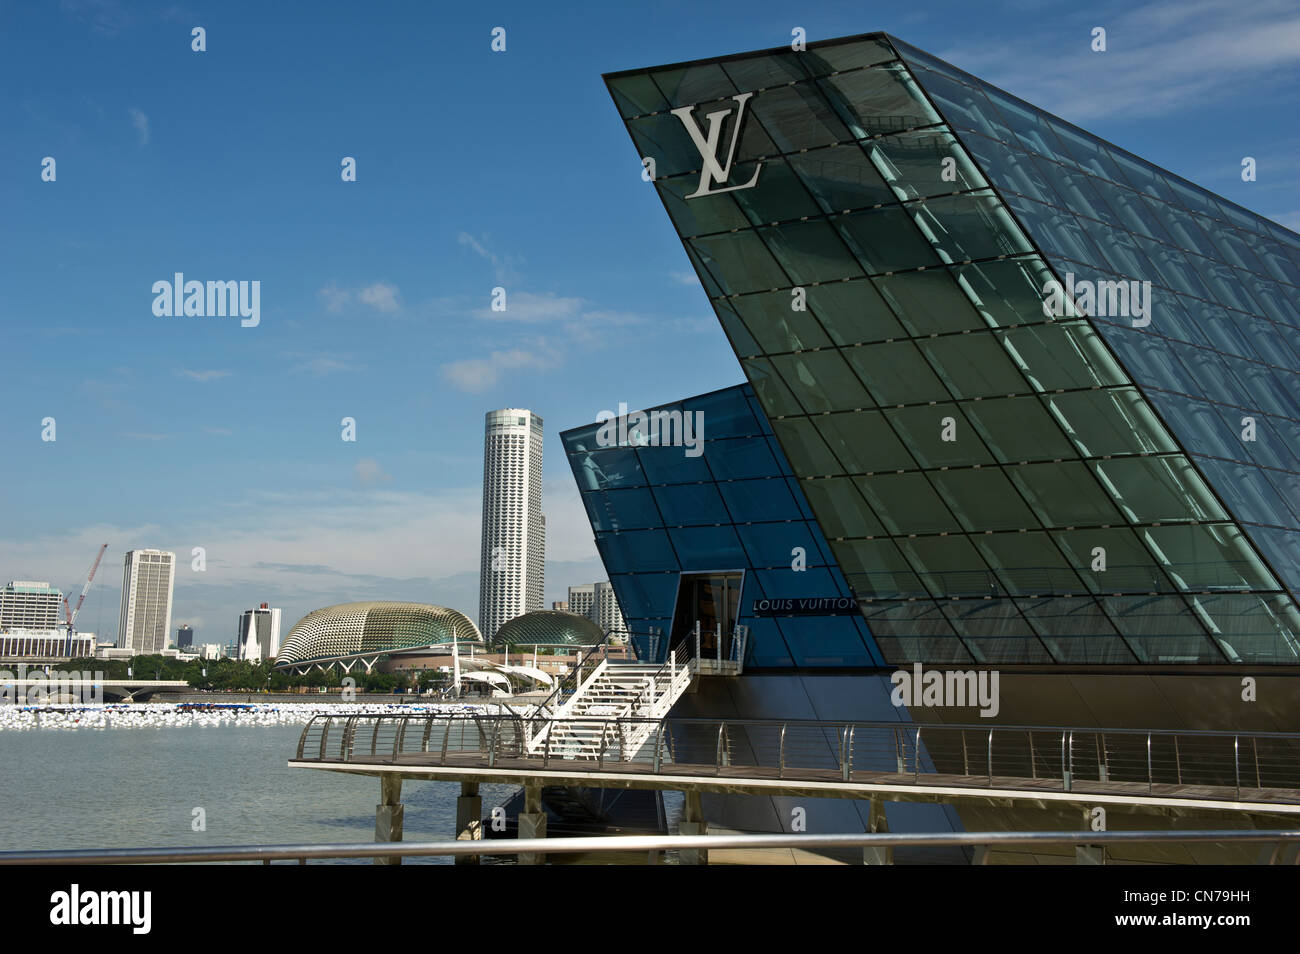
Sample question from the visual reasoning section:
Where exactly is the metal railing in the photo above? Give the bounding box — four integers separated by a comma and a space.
3, 829, 1299, 865
293, 714, 1300, 806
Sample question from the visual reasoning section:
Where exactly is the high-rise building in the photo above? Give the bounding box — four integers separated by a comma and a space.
117, 550, 175, 654
236, 603, 282, 662
176, 624, 194, 649
0, 581, 64, 633
479, 408, 546, 640
552, 600, 569, 612
567, 582, 626, 635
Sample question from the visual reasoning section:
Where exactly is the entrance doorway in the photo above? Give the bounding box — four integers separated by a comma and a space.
669, 571, 743, 659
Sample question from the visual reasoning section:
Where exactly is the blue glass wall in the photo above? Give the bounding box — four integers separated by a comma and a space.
560, 384, 885, 668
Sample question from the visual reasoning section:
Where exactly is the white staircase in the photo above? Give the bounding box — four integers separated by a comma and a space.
526, 656, 693, 761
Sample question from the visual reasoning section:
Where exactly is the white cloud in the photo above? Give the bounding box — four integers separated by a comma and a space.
440, 347, 558, 393
354, 458, 392, 486
317, 281, 402, 314
128, 106, 149, 146
286, 353, 353, 376
931, 0, 1300, 121
458, 232, 520, 284
669, 270, 702, 287
357, 281, 401, 313
474, 290, 584, 323
178, 369, 230, 383
318, 283, 350, 313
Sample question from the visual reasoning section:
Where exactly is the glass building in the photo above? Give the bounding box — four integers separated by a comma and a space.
495, 609, 606, 647
276, 602, 481, 672
562, 384, 884, 668
595, 31, 1300, 674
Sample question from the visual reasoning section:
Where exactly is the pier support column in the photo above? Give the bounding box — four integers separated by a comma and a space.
863, 798, 893, 866
678, 790, 708, 865
456, 781, 482, 865
518, 784, 547, 865
373, 773, 404, 865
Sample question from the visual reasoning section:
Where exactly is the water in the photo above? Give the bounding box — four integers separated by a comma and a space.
0, 724, 518, 863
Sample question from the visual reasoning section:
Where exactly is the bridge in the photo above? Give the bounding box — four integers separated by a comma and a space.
288, 657, 1300, 863
0, 678, 190, 703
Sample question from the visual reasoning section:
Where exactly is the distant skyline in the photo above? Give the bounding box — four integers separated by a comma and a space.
3, 0, 1299, 640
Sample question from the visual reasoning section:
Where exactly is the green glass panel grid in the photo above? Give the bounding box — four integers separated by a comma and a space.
787, 143, 897, 212
609, 41, 1300, 663
817, 62, 942, 137
769, 349, 874, 412
733, 289, 833, 353
757, 219, 865, 284
866, 129, 989, 200
907, 191, 1035, 263
854, 472, 959, 535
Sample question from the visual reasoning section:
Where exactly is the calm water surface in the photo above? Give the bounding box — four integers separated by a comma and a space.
0, 725, 518, 863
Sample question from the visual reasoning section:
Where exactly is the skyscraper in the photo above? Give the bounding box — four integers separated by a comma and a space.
117, 550, 175, 654
236, 603, 282, 662
479, 408, 545, 640
567, 582, 627, 635
176, 624, 194, 649
0, 581, 64, 633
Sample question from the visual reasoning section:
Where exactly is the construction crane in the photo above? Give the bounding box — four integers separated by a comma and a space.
63, 543, 109, 637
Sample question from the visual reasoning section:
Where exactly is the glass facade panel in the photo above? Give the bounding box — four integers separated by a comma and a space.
788, 144, 896, 212
600, 33, 1300, 667
928, 466, 1039, 531
855, 472, 959, 535
563, 384, 886, 668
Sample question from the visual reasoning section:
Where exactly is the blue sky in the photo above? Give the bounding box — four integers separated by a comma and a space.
2, 0, 1298, 644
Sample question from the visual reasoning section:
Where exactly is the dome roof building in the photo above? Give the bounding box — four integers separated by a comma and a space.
275, 601, 480, 672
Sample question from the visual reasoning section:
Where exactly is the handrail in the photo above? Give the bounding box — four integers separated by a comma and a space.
531, 632, 613, 715
297, 711, 1300, 741
5, 828, 1300, 865
292, 712, 1300, 809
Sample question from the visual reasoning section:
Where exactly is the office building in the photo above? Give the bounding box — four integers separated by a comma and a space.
176, 624, 194, 649
0, 581, 64, 633
116, 550, 175, 655
479, 408, 546, 640
567, 581, 627, 635
236, 603, 282, 662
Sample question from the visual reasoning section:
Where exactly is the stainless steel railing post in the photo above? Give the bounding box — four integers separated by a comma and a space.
1235, 735, 1241, 799
779, 723, 787, 780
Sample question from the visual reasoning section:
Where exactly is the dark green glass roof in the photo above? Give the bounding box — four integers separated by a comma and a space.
495, 610, 605, 646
